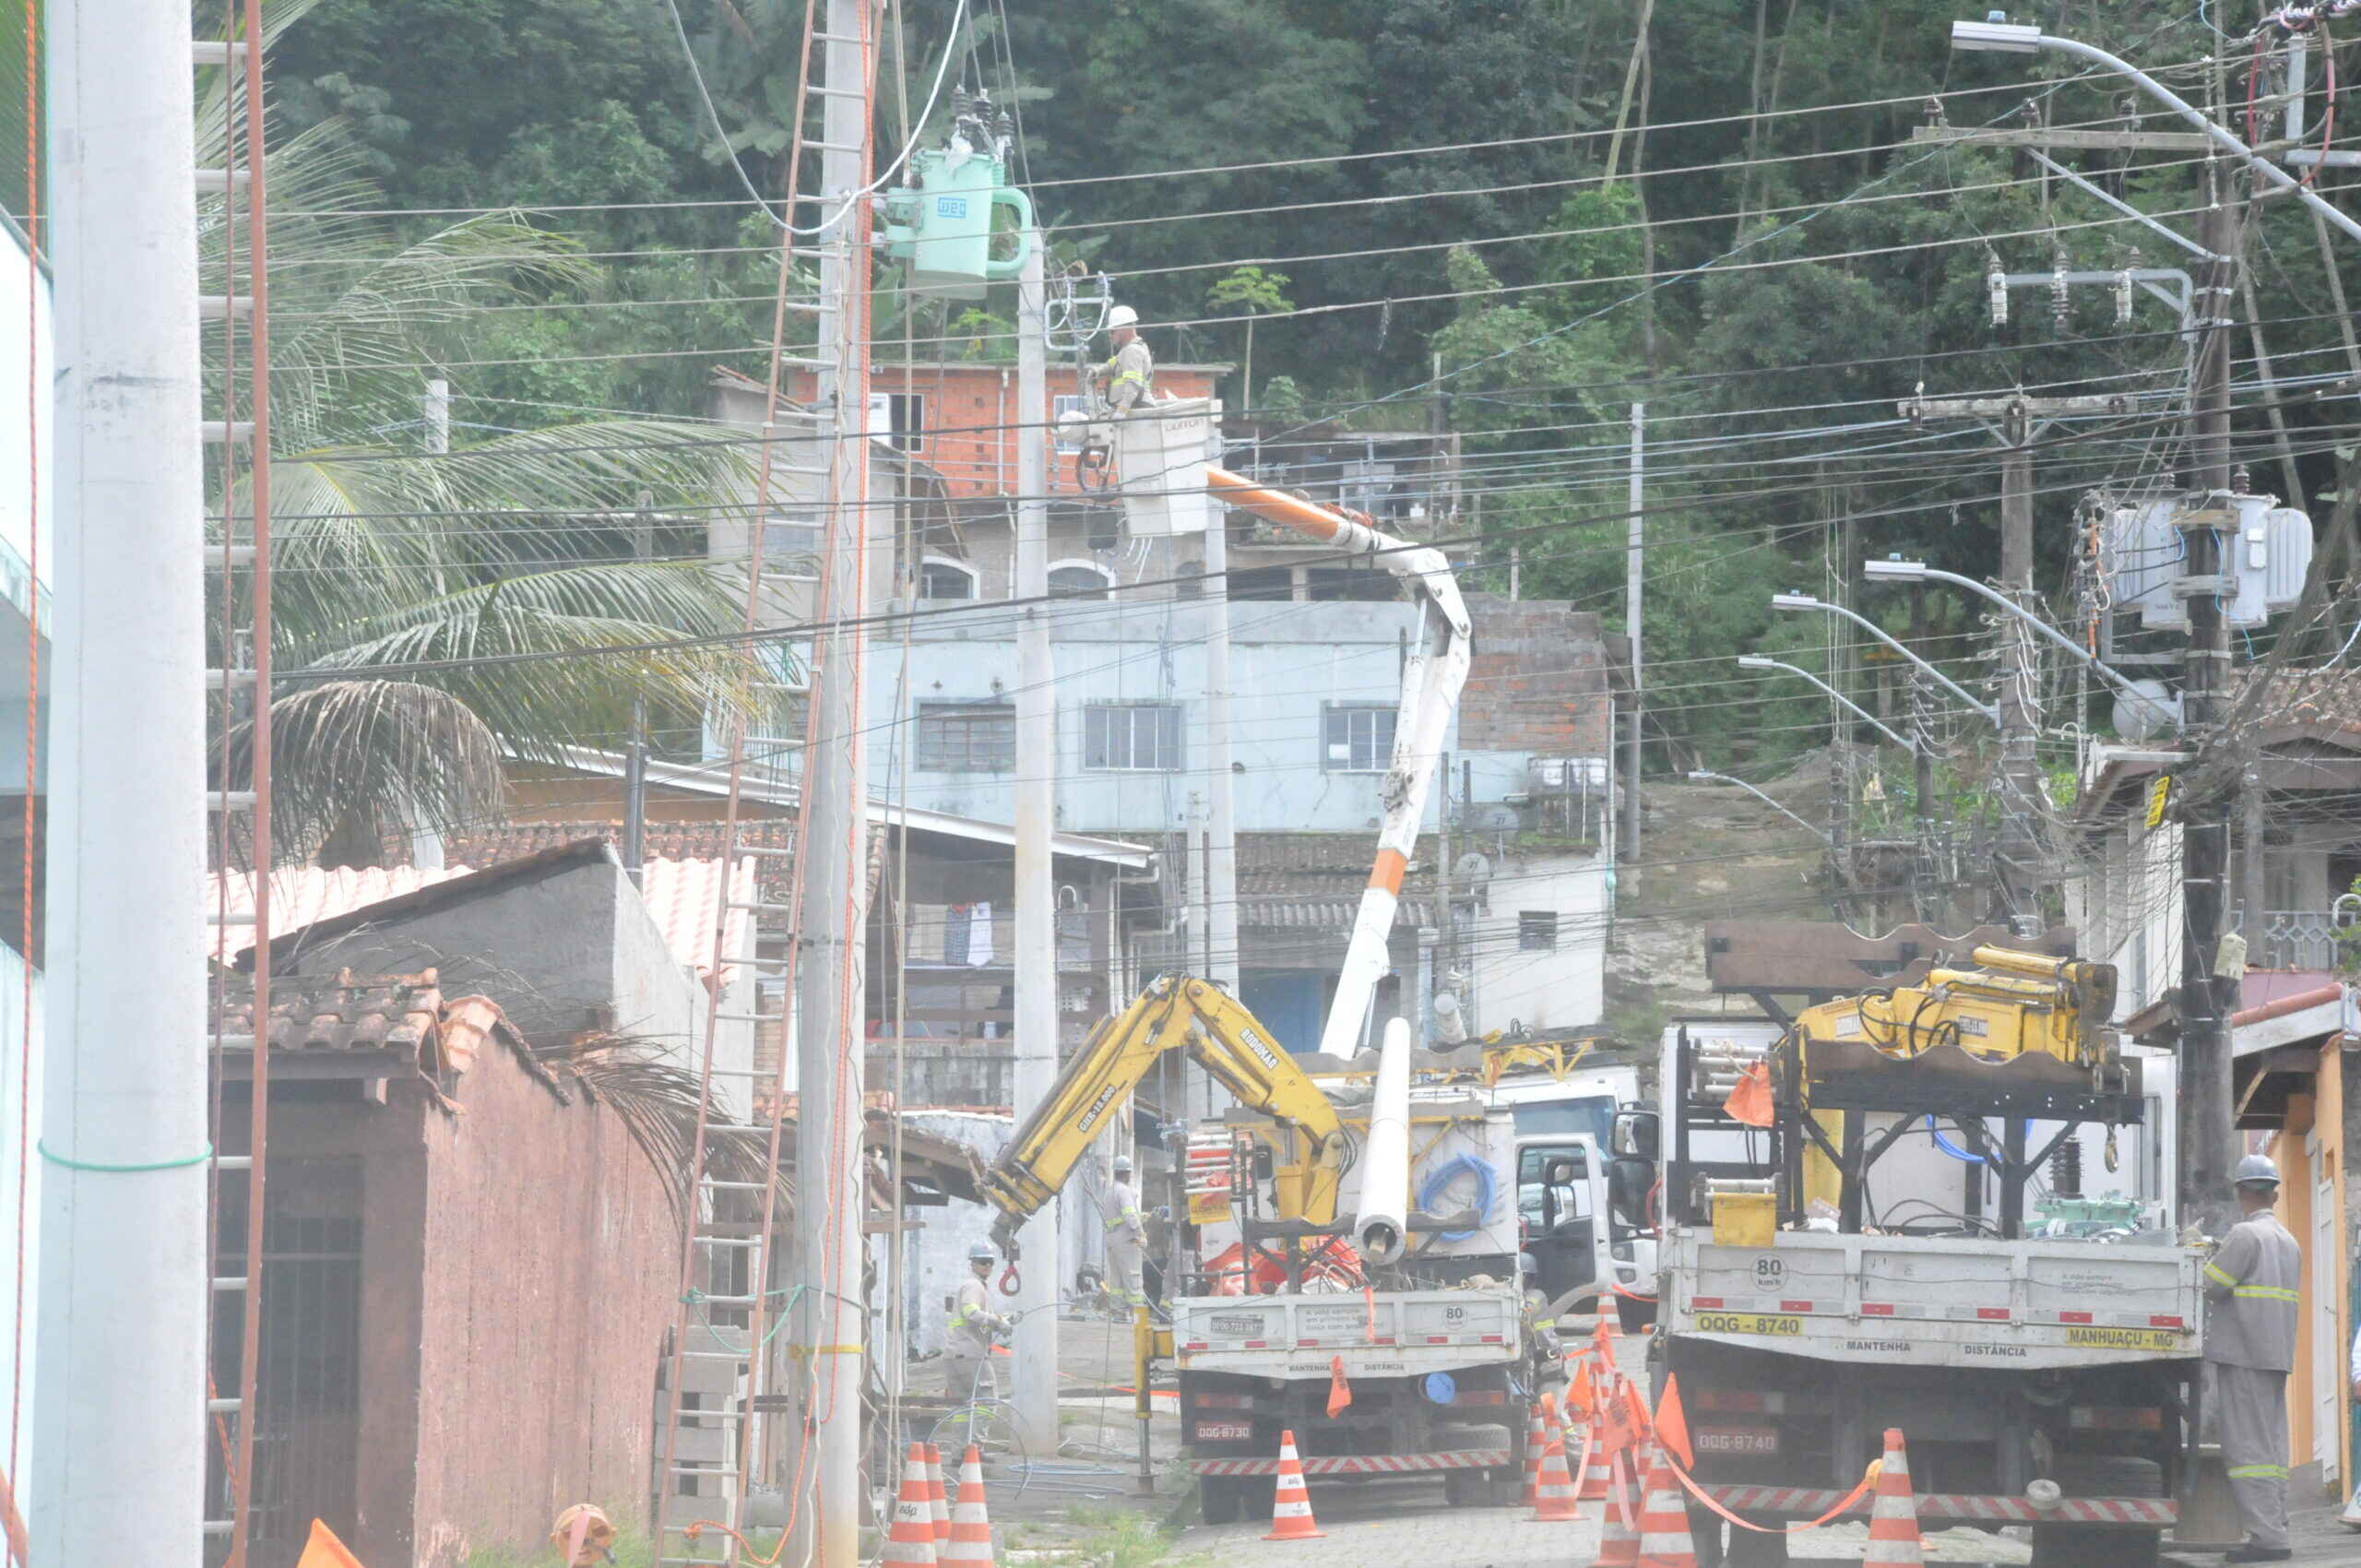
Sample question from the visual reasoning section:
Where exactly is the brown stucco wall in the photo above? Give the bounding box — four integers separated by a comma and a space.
404, 1040, 680, 1568
1457, 597, 1615, 756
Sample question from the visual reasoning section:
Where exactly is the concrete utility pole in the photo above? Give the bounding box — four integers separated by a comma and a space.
1909, 584, 1941, 921
2178, 171, 2240, 1236
1203, 414, 1239, 1006
33, 0, 209, 1561
1623, 403, 1643, 862
791, 0, 876, 1558
1898, 390, 2123, 932
623, 490, 652, 883
1010, 233, 1060, 1452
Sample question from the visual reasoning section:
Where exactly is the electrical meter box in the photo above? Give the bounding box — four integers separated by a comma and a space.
882, 147, 1034, 299
1115, 398, 1219, 537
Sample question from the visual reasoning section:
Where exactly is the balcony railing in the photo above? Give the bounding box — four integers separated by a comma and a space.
2243, 904, 2361, 970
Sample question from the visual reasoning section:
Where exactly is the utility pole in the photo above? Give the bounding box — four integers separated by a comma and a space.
34, 0, 209, 1562
2178, 165, 2239, 1235
1010, 232, 1060, 1453
1623, 403, 1643, 862
1204, 417, 1240, 1007
1909, 583, 1941, 921
791, 0, 876, 1557
1898, 389, 2125, 932
623, 489, 652, 883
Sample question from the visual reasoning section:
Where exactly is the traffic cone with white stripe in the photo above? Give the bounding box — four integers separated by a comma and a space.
922, 1443, 951, 1549
1264, 1430, 1326, 1540
1523, 1398, 1550, 1507
1863, 1429, 1925, 1567
1635, 1441, 1698, 1568
1590, 1449, 1643, 1568
1529, 1429, 1580, 1523
882, 1443, 939, 1568
1573, 1407, 1611, 1502
943, 1444, 996, 1567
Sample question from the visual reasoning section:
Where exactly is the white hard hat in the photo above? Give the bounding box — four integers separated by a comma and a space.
1113, 1154, 1133, 1175
2235, 1154, 2282, 1187
1107, 304, 1139, 329
968, 1240, 997, 1264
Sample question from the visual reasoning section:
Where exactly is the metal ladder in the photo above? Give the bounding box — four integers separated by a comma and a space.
197, 0, 275, 1561
649, 0, 868, 1558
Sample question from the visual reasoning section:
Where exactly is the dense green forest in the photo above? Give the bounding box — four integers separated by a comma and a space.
252, 0, 2361, 768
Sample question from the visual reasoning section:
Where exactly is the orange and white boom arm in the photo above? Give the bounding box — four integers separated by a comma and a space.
1204, 466, 1473, 1059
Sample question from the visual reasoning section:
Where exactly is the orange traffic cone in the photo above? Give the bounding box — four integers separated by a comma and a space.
1523, 1399, 1550, 1507
882, 1443, 940, 1568
1529, 1430, 1580, 1523
1591, 1449, 1643, 1568
1635, 1441, 1698, 1568
1862, 1430, 1924, 1567
942, 1444, 996, 1567
922, 1443, 951, 1548
1574, 1408, 1611, 1502
1264, 1430, 1326, 1541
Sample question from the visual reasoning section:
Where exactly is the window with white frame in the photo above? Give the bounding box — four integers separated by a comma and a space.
867, 391, 926, 453
1048, 562, 1114, 600
1322, 704, 1395, 772
919, 557, 979, 600
918, 701, 1016, 773
759, 512, 823, 578
1518, 911, 1560, 952
1083, 703, 1182, 772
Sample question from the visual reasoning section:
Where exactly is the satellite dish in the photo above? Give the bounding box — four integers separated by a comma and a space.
1454, 851, 1492, 883
2112, 679, 2183, 742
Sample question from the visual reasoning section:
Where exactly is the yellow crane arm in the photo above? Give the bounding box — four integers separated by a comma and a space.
979, 976, 1344, 1260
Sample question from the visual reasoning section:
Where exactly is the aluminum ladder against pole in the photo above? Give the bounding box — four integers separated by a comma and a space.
647, 0, 856, 1558
196, 4, 276, 1561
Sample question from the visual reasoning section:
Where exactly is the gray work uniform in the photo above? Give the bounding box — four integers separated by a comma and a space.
1097, 339, 1154, 413
1099, 1177, 1147, 1310
944, 1273, 1007, 1403
2203, 1208, 2302, 1552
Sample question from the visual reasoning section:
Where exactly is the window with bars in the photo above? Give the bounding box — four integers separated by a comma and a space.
1322, 704, 1395, 772
1083, 703, 1182, 772
759, 512, 822, 577
919, 558, 979, 600
1519, 911, 1560, 952
918, 702, 1017, 773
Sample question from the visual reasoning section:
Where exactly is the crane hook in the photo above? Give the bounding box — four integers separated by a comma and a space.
997, 1262, 1023, 1297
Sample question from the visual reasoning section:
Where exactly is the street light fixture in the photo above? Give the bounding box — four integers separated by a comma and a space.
1767, 590, 2001, 723
1686, 769, 1832, 842
1735, 655, 1915, 751
1862, 558, 2180, 731
1949, 17, 2361, 248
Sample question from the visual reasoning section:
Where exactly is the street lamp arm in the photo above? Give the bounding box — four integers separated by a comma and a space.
1687, 770, 1833, 842
1744, 658, 1915, 750
1893, 565, 2177, 731
1792, 596, 2000, 723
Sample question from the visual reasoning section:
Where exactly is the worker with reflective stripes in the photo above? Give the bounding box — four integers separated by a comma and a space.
946, 1240, 1012, 1404
1091, 305, 1154, 414
1099, 1152, 1148, 1313
2203, 1153, 2302, 1564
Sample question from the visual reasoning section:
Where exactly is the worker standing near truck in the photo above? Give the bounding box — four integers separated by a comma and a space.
1091, 305, 1153, 413
2204, 1154, 2303, 1564
1100, 1153, 1148, 1315
947, 1240, 1013, 1404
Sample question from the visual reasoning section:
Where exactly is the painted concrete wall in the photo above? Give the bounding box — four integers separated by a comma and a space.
1463, 849, 1613, 1036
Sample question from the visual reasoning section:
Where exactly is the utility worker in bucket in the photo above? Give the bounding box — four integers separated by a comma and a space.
945, 1240, 1012, 1405
1090, 305, 1154, 414
2204, 1153, 2303, 1563
1099, 1153, 1148, 1315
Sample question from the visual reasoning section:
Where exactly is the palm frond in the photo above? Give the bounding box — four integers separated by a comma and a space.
219, 678, 505, 851
531, 1032, 793, 1221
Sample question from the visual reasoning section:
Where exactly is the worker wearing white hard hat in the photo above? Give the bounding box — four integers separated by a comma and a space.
945, 1239, 1012, 1406
2204, 1152, 2301, 1562
1098, 1152, 1148, 1316
1091, 304, 1154, 415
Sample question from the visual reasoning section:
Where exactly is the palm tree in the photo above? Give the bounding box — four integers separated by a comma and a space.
178, 17, 788, 862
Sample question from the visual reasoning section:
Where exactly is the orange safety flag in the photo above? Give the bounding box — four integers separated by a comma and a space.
1655, 1373, 1695, 1471
295, 1519, 368, 1568
1620, 1376, 1655, 1443
1597, 1377, 1641, 1463
1591, 1312, 1618, 1371
1325, 1354, 1353, 1418
1567, 1356, 1596, 1420
1724, 1060, 1774, 1128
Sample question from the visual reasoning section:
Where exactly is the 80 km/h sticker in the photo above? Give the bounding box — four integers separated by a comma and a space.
1693, 1312, 1804, 1337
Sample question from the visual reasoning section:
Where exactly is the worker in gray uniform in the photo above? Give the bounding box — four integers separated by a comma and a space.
945, 1240, 1012, 1405
1091, 305, 1154, 414
2203, 1153, 2302, 1563
1099, 1152, 1148, 1315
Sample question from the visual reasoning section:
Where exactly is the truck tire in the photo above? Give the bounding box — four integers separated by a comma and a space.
1199, 1477, 1241, 1526
2028, 1524, 2159, 1568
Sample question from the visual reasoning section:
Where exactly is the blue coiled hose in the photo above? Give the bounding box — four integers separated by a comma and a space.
1418, 1152, 1498, 1242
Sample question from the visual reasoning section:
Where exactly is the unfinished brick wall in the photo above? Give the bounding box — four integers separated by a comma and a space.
1456, 596, 1616, 757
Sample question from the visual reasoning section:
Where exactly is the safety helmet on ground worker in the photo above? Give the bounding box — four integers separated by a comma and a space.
2235, 1154, 2282, 1188
1113, 1154, 1133, 1175
968, 1240, 996, 1264
1107, 304, 1138, 329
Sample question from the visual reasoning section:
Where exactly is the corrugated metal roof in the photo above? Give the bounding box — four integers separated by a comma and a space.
208, 856, 754, 979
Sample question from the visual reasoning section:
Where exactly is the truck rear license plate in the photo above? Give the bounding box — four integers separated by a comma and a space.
1194, 1420, 1253, 1443
1692, 1312, 1803, 1337
2063, 1326, 2183, 1352
1696, 1428, 1779, 1455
